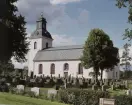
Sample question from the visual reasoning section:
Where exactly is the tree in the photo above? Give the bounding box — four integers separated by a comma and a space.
99, 40, 119, 80
0, 0, 29, 62
120, 43, 131, 71
116, 0, 132, 40
81, 28, 119, 83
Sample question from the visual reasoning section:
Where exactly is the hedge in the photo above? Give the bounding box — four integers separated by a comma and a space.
114, 95, 132, 105
58, 88, 110, 105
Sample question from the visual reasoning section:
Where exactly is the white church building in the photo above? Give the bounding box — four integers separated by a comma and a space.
28, 15, 120, 79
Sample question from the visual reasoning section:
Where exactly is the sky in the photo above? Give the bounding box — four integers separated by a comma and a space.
13, 0, 132, 68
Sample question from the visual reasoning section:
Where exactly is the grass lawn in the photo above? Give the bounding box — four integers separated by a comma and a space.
0, 92, 67, 105
107, 89, 127, 96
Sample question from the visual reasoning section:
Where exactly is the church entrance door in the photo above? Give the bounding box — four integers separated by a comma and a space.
64, 72, 68, 78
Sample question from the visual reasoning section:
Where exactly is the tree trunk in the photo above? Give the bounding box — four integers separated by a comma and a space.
94, 66, 99, 85
101, 69, 103, 81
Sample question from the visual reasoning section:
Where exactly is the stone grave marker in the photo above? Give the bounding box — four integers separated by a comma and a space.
100, 98, 115, 105
102, 85, 106, 91
47, 89, 57, 98
126, 89, 132, 95
17, 85, 24, 91
111, 85, 115, 90
31, 87, 40, 96
16, 85, 24, 93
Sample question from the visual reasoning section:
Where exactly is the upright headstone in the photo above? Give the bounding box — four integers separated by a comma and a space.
92, 84, 97, 90
48, 89, 57, 98
126, 89, 131, 95
111, 85, 115, 90
17, 85, 24, 91
102, 85, 106, 91
100, 98, 115, 105
125, 80, 128, 89
16, 85, 25, 93
31, 87, 40, 96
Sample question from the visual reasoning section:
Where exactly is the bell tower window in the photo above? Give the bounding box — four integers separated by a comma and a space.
46, 43, 48, 48
34, 42, 37, 49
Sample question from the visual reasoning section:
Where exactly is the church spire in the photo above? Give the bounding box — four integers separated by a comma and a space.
36, 13, 47, 30
29, 12, 53, 39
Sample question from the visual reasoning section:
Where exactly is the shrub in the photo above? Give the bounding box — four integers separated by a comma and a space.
26, 91, 36, 97
54, 85, 60, 90
58, 88, 110, 105
114, 95, 132, 105
9, 87, 17, 94
17, 89, 25, 95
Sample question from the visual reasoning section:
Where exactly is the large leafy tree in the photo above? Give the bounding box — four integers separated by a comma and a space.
81, 28, 119, 83
99, 40, 119, 80
116, 0, 132, 40
0, 0, 29, 62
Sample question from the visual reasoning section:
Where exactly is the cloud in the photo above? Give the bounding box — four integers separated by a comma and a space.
52, 34, 77, 46
16, 0, 89, 32
50, 0, 81, 5
15, 0, 65, 24
78, 9, 89, 25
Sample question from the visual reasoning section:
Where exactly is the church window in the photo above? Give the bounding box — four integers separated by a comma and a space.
34, 42, 37, 49
46, 42, 48, 48
116, 72, 118, 78
78, 63, 83, 74
50, 63, 55, 74
38, 64, 43, 74
64, 63, 69, 70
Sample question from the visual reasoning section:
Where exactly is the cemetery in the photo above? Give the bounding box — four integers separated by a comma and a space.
0, 74, 132, 105
1, 0, 132, 105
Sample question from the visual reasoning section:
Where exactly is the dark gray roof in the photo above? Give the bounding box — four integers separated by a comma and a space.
29, 15, 53, 39
34, 45, 84, 61
29, 29, 53, 39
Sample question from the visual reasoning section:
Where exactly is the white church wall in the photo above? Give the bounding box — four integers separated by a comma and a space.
34, 60, 120, 79
28, 38, 42, 76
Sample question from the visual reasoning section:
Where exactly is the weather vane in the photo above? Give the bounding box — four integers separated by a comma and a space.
41, 12, 43, 18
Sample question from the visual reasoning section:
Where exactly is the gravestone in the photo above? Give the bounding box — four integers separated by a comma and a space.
102, 85, 106, 91
111, 85, 115, 90
47, 89, 57, 98
125, 80, 128, 89
100, 98, 115, 105
126, 89, 131, 95
16, 85, 24, 93
6, 83, 10, 86
31, 87, 40, 96
16, 85, 24, 91
92, 84, 97, 90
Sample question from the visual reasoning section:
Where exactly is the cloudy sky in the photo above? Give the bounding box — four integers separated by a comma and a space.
13, 0, 132, 68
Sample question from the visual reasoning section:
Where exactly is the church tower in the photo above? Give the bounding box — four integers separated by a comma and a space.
28, 14, 53, 77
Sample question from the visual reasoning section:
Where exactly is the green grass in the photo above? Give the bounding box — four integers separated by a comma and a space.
0, 92, 67, 105
107, 89, 126, 96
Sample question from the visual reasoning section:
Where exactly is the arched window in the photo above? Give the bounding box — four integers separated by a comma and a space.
38, 64, 43, 74
34, 42, 37, 49
46, 42, 48, 48
116, 72, 118, 78
64, 63, 69, 70
78, 63, 83, 74
50, 63, 55, 74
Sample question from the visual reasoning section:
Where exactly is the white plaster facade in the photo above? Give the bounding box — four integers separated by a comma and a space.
27, 15, 120, 79
33, 61, 120, 79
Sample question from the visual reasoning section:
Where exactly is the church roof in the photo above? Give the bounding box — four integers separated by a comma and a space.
33, 45, 84, 61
